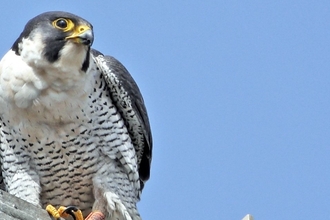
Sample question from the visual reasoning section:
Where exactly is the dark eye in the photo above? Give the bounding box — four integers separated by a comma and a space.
56, 19, 67, 29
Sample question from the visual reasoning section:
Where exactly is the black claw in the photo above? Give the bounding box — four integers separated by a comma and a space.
63, 206, 79, 220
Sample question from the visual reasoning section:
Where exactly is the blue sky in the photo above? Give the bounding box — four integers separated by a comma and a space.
1, 1, 330, 219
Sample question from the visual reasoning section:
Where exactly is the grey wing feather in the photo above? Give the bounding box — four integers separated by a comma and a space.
91, 49, 152, 189
0, 121, 4, 190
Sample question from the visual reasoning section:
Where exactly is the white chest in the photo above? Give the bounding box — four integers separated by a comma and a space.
0, 50, 96, 127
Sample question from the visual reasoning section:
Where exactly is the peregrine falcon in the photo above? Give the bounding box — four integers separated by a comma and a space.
0, 11, 152, 220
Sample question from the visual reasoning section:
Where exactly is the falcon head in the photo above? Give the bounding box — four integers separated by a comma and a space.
11, 11, 94, 72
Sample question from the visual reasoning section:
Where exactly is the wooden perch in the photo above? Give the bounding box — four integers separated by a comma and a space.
0, 190, 51, 220
0, 189, 253, 220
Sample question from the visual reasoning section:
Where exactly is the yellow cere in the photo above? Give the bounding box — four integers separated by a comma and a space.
65, 24, 91, 42
74, 24, 91, 35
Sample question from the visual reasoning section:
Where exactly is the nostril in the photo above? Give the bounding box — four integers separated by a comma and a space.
80, 27, 85, 32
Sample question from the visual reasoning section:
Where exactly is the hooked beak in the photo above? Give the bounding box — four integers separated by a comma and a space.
66, 25, 94, 46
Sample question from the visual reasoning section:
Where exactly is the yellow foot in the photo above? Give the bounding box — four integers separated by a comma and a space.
85, 211, 105, 220
46, 204, 84, 220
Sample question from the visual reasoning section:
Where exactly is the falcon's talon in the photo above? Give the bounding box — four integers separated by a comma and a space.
46, 204, 60, 219
46, 205, 83, 220
58, 206, 70, 218
64, 206, 83, 220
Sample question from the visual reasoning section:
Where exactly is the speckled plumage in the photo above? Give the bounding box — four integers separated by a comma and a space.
0, 11, 152, 220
